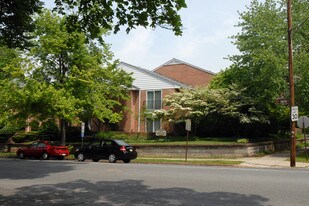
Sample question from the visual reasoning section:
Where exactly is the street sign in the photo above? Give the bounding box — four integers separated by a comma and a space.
297, 116, 309, 128
185, 119, 191, 131
81, 122, 85, 138
291, 106, 298, 122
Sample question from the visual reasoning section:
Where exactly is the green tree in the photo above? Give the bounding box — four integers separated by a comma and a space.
0, 46, 75, 133
0, 46, 26, 129
211, 0, 309, 132
27, 10, 133, 144
153, 85, 267, 136
0, 10, 132, 144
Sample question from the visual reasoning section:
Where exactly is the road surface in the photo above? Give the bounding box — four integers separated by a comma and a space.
0, 159, 308, 205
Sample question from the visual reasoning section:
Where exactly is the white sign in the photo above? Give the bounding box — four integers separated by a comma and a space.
81, 122, 85, 138
185, 119, 191, 131
291, 106, 298, 122
155, 129, 166, 136
297, 116, 309, 128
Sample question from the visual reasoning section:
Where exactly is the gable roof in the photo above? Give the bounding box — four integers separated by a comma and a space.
118, 62, 188, 90
153, 58, 216, 75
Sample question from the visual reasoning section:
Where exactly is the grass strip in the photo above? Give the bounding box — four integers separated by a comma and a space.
296, 152, 309, 163
134, 158, 243, 166
0, 152, 16, 158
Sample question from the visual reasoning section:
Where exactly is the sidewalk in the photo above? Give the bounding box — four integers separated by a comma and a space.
237, 151, 309, 168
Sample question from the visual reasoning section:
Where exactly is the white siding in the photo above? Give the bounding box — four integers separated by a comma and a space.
119, 63, 182, 90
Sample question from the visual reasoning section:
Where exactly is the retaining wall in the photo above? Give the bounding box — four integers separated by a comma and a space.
0, 140, 294, 158
133, 141, 291, 158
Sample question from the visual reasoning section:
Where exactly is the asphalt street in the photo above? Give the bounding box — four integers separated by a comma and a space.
0, 159, 308, 206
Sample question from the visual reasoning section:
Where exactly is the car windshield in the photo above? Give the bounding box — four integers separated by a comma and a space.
114, 140, 129, 146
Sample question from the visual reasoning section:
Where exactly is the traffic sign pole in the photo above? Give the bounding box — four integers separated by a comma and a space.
81, 122, 85, 147
185, 119, 191, 162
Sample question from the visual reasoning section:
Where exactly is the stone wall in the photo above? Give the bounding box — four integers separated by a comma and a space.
1, 140, 293, 158
134, 141, 291, 158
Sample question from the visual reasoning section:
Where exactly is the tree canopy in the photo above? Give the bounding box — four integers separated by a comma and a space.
153, 85, 268, 136
53, 0, 187, 40
0, 0, 43, 49
0, 0, 187, 49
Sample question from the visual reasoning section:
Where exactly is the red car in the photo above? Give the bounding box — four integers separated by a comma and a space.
16, 141, 70, 160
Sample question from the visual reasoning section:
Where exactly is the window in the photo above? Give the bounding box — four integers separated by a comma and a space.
147, 91, 162, 110
91, 141, 101, 148
30, 142, 38, 148
146, 118, 161, 133
37, 142, 46, 148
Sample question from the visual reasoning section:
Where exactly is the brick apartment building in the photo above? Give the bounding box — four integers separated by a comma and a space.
153, 58, 215, 87
91, 59, 216, 134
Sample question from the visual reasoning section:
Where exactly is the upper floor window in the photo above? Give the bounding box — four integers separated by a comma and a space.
147, 91, 162, 110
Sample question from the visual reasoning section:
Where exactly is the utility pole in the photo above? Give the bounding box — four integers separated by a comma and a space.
287, 0, 296, 167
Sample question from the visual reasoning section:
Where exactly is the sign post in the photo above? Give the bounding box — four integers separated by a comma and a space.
185, 119, 191, 162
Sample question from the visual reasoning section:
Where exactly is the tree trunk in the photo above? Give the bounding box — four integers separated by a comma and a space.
60, 119, 66, 146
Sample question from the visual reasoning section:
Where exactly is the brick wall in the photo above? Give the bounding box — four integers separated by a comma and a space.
155, 64, 215, 87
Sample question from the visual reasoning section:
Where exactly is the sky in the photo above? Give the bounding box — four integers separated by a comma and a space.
44, 0, 254, 73
105, 0, 253, 73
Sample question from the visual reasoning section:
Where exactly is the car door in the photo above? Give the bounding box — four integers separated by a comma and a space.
101, 140, 114, 159
89, 141, 102, 159
36, 142, 46, 157
26, 142, 39, 156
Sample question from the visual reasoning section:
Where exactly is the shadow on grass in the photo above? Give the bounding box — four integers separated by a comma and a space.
0, 179, 269, 206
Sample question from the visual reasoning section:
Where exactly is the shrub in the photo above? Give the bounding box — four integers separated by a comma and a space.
237, 138, 249, 144
12, 131, 40, 143
95, 131, 148, 141
0, 136, 10, 143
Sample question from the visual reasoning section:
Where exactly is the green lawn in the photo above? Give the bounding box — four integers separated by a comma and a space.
0, 152, 15, 158
296, 151, 309, 163
134, 157, 243, 166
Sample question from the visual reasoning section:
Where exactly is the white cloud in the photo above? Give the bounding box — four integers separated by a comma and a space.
106, 0, 253, 72
116, 28, 154, 65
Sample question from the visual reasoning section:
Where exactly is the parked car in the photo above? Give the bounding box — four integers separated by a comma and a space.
16, 141, 70, 160
74, 139, 137, 163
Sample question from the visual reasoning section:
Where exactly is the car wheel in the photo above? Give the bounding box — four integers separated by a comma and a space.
42, 152, 49, 160
18, 152, 25, 159
77, 153, 85, 161
123, 159, 131, 163
57, 156, 64, 160
108, 153, 117, 163
92, 159, 100, 162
